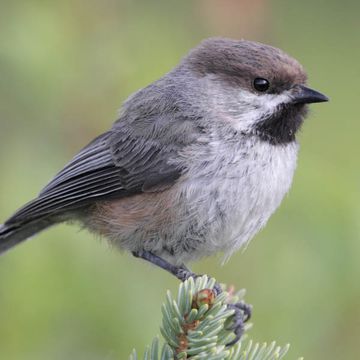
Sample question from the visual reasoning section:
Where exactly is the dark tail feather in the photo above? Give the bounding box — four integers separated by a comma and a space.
0, 218, 55, 255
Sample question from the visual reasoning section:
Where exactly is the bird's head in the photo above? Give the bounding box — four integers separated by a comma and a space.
184, 37, 328, 144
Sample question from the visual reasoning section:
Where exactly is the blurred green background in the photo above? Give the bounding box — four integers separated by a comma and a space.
0, 0, 359, 359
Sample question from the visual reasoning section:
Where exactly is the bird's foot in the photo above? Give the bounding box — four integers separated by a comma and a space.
174, 266, 196, 282
132, 250, 251, 345
180, 271, 252, 346
175, 267, 223, 295
225, 301, 252, 346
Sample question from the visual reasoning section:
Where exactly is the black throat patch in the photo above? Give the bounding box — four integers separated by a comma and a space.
254, 103, 308, 145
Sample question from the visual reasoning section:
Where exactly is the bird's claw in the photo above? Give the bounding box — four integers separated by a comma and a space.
226, 301, 252, 346
175, 267, 196, 282
177, 269, 223, 296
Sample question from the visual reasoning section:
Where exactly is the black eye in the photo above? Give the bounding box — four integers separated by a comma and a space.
253, 78, 270, 92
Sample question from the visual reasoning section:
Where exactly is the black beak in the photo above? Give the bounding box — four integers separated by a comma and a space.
292, 85, 329, 105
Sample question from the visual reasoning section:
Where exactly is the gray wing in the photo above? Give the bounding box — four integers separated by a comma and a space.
7, 128, 183, 223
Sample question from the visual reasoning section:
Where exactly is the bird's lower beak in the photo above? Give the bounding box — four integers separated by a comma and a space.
291, 85, 329, 105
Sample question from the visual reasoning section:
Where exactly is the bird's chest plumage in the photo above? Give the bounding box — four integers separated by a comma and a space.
176, 138, 299, 261
90, 136, 299, 266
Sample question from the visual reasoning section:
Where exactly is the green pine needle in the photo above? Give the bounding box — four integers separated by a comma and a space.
129, 275, 297, 360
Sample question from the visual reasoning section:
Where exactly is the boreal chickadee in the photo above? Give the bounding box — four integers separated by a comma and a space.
0, 37, 328, 296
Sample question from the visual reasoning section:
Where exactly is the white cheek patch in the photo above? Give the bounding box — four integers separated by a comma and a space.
227, 90, 292, 131
259, 92, 291, 110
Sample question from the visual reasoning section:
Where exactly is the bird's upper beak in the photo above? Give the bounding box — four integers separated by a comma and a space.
291, 85, 329, 105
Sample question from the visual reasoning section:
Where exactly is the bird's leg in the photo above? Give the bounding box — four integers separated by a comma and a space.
132, 250, 251, 346
132, 250, 195, 281
132, 250, 223, 294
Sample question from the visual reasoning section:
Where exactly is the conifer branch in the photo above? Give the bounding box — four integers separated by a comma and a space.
129, 276, 298, 360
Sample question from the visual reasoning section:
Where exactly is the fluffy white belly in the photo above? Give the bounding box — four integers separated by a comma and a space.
176, 138, 299, 262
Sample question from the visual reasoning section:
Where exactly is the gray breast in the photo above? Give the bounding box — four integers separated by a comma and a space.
172, 137, 299, 263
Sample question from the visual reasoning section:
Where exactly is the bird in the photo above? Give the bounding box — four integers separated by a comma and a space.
0, 37, 328, 343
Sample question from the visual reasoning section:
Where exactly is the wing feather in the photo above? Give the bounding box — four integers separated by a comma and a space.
7, 126, 183, 224
40, 132, 113, 195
